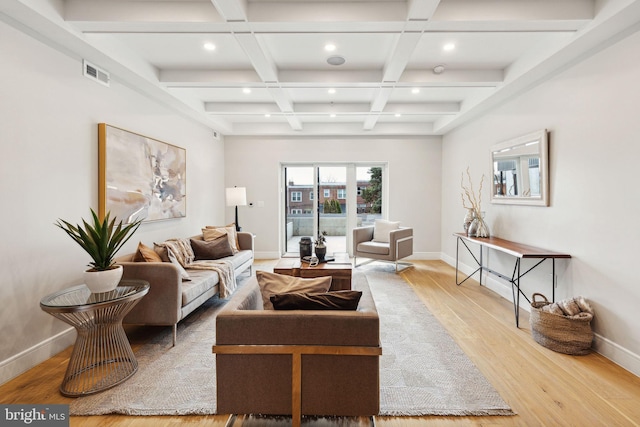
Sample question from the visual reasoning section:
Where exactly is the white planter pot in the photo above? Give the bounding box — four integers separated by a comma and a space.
83, 265, 123, 293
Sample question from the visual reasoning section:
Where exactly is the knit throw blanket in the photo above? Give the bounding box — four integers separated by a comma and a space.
160, 238, 237, 298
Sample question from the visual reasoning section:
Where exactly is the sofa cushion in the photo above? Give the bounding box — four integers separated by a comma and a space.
256, 271, 332, 310
133, 242, 163, 262
180, 270, 219, 306
228, 250, 253, 270
191, 237, 233, 260
372, 219, 400, 243
270, 290, 362, 311
357, 241, 391, 255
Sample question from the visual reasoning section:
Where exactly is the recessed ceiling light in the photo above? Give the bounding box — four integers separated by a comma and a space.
242, 88, 251, 94
433, 64, 445, 74
330, 113, 336, 118
265, 113, 271, 118
325, 43, 336, 52
327, 55, 346, 66
395, 113, 402, 118
411, 88, 420, 94
443, 43, 456, 51
328, 88, 336, 94
203, 42, 216, 51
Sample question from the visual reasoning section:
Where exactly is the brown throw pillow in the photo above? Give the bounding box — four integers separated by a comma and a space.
256, 271, 332, 310
270, 291, 363, 311
203, 224, 239, 254
133, 242, 163, 262
190, 237, 233, 260
153, 243, 171, 262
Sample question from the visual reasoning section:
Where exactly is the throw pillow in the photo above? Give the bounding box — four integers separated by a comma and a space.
256, 271, 332, 310
153, 243, 171, 262
270, 290, 363, 311
133, 242, 163, 262
373, 219, 400, 243
190, 237, 233, 260
160, 238, 195, 266
153, 242, 191, 282
166, 249, 191, 282
203, 224, 239, 254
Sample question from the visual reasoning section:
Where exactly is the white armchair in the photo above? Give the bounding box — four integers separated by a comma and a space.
353, 221, 413, 272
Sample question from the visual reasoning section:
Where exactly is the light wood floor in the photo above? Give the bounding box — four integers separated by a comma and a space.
3, 260, 640, 426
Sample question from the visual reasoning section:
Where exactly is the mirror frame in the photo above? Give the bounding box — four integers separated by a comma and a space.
490, 129, 549, 206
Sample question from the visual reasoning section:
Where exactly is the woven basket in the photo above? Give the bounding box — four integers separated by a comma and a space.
529, 293, 594, 355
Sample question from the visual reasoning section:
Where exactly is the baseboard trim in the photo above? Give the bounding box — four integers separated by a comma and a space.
441, 253, 640, 378
0, 327, 75, 386
254, 251, 282, 259
593, 333, 640, 377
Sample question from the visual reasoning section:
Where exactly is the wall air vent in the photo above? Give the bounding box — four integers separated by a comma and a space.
83, 60, 110, 87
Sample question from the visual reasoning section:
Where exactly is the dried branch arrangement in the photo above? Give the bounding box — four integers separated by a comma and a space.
461, 167, 485, 216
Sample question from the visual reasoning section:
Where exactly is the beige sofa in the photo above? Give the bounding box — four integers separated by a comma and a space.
117, 232, 254, 345
213, 272, 380, 423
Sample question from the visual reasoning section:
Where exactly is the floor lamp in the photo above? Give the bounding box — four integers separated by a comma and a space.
226, 187, 247, 232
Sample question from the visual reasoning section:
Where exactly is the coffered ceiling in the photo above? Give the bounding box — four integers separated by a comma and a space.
2, 0, 640, 137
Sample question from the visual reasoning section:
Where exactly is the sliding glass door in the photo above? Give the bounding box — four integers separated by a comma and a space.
317, 166, 348, 255
282, 163, 385, 257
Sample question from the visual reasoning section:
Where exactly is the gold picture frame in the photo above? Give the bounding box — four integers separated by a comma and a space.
98, 123, 186, 223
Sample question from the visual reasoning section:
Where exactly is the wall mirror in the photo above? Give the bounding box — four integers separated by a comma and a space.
490, 129, 549, 206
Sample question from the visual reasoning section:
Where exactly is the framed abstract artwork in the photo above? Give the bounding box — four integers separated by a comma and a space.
98, 123, 186, 223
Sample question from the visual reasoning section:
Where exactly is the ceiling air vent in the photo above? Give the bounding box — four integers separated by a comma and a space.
83, 60, 110, 87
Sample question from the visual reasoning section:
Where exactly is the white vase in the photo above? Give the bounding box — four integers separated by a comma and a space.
83, 265, 123, 293
468, 211, 490, 238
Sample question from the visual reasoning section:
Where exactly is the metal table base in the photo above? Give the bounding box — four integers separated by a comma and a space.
40, 282, 149, 396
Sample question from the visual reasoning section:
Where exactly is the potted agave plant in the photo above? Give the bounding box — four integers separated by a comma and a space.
56, 209, 143, 293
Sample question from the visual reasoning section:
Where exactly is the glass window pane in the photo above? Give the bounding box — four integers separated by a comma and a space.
357, 166, 383, 227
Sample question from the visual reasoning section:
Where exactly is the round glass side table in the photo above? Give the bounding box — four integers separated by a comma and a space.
40, 280, 149, 397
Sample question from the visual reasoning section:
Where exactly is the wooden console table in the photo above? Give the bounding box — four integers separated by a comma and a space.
454, 233, 570, 327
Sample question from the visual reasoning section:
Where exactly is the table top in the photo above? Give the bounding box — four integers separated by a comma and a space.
454, 233, 571, 259
40, 280, 149, 312
275, 253, 352, 271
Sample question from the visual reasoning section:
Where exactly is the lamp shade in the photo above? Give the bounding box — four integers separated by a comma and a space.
226, 187, 247, 207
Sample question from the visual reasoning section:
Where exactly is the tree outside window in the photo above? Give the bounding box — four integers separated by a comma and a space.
361, 167, 382, 214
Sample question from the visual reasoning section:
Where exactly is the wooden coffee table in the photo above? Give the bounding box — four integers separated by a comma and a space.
274, 253, 353, 290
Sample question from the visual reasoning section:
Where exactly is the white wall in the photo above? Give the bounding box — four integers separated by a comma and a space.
0, 20, 225, 384
441, 29, 640, 374
224, 136, 442, 259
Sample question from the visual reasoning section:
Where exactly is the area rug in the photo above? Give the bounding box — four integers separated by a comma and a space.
70, 264, 513, 417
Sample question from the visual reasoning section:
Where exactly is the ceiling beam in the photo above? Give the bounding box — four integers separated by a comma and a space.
160, 68, 503, 88
407, 0, 442, 21
210, 0, 247, 22
64, 0, 224, 23
400, 69, 503, 86
204, 101, 460, 115
208, 0, 306, 131
160, 69, 262, 86
231, 121, 435, 136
